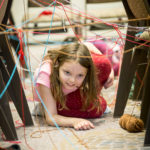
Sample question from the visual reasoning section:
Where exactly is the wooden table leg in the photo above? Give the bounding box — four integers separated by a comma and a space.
0, 35, 33, 126
0, 70, 18, 140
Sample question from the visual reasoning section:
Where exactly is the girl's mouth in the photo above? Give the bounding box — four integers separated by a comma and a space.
66, 83, 75, 87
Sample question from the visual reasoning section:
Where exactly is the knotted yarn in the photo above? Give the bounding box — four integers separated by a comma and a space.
119, 114, 144, 132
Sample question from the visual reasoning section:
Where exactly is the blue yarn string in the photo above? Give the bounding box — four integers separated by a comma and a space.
24, 56, 78, 150
22, 3, 78, 149
0, 55, 21, 99
34, 1, 56, 84
0, 40, 20, 99
0, 1, 78, 149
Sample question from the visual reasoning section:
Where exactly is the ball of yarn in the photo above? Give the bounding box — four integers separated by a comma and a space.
119, 114, 144, 132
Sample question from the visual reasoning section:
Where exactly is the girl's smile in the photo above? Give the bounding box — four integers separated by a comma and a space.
59, 60, 87, 90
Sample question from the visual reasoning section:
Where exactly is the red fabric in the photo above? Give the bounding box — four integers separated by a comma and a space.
90, 52, 112, 86
57, 53, 111, 118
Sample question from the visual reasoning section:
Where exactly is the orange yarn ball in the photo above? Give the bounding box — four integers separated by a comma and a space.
119, 114, 144, 132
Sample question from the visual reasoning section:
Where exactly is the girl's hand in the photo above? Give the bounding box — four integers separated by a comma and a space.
73, 119, 95, 130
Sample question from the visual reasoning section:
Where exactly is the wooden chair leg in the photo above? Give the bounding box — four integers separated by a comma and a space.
113, 29, 134, 117
141, 61, 150, 146
140, 63, 150, 126
144, 108, 150, 146
114, 47, 147, 117
0, 57, 16, 102
114, 23, 145, 117
132, 64, 147, 100
0, 35, 33, 126
132, 51, 147, 100
0, 70, 18, 141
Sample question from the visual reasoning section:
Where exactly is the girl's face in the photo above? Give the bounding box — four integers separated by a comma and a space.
59, 60, 87, 90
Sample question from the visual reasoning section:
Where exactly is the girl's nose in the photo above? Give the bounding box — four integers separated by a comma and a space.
69, 76, 75, 83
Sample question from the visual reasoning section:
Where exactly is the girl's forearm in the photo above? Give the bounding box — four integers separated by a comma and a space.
45, 113, 95, 130
45, 114, 78, 127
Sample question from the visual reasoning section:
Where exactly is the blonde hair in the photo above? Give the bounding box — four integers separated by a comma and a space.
44, 43, 101, 111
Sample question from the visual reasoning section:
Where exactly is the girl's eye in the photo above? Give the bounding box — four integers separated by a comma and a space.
64, 71, 70, 75
78, 74, 84, 78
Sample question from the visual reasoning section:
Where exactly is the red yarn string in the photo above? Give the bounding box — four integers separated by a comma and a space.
121, 32, 150, 48
0, 0, 4, 9
15, 120, 24, 128
57, 1, 81, 42
1, 133, 21, 144
36, 0, 125, 46
36, 0, 150, 49
18, 29, 25, 64
121, 36, 150, 48
37, 0, 82, 41
37, 0, 113, 28
136, 71, 143, 84
19, 68, 34, 150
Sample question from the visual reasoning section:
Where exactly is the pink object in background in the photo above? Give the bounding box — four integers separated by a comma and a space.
90, 39, 121, 76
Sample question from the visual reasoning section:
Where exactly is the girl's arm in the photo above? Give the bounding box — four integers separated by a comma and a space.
38, 84, 94, 130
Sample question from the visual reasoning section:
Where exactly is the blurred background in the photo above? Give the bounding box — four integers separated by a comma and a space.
10, 0, 127, 73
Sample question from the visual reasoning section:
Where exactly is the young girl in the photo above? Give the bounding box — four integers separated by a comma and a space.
33, 42, 113, 130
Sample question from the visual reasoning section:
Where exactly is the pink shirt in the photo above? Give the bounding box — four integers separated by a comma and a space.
33, 61, 78, 101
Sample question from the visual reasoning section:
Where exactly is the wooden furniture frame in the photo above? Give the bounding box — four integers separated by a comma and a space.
113, 0, 150, 146
0, 0, 33, 141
